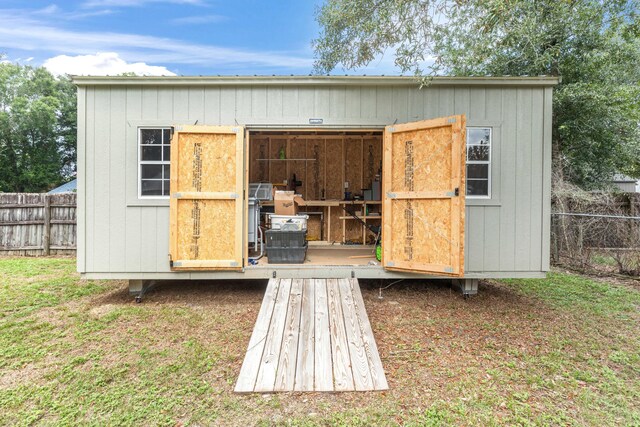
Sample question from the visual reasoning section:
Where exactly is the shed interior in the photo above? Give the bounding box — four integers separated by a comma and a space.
248, 130, 384, 265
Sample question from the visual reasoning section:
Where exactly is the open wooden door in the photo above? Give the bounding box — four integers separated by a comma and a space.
169, 125, 246, 270
382, 116, 466, 276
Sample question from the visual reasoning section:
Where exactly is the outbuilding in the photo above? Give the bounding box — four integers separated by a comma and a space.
73, 75, 557, 297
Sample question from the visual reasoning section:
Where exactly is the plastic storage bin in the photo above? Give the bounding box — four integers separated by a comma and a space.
265, 230, 306, 247
268, 214, 308, 231
266, 245, 308, 264
265, 230, 307, 264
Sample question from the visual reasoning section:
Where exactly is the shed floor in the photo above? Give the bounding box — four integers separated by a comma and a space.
253, 246, 378, 267
235, 278, 388, 393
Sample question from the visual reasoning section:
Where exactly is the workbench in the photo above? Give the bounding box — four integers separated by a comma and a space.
260, 200, 382, 244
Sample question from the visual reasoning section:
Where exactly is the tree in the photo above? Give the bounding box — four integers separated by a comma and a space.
314, 0, 640, 188
0, 63, 76, 192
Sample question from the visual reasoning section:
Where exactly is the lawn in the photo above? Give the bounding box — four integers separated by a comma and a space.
0, 257, 639, 426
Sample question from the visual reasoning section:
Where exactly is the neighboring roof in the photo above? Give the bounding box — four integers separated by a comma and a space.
612, 174, 638, 183
72, 75, 559, 87
48, 179, 77, 194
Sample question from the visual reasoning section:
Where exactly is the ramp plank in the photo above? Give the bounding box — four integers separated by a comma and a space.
349, 278, 389, 390
274, 279, 303, 391
234, 278, 280, 392
254, 279, 292, 392
327, 278, 355, 391
314, 279, 333, 391
295, 279, 315, 391
338, 278, 373, 391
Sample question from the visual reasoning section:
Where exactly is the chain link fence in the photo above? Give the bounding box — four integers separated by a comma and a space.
551, 184, 640, 276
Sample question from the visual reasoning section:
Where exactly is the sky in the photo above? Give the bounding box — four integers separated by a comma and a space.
0, 0, 400, 76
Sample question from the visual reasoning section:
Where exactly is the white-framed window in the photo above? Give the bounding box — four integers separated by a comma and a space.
466, 127, 491, 198
138, 127, 171, 198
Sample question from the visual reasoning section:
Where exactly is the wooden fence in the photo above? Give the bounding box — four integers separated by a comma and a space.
0, 193, 76, 256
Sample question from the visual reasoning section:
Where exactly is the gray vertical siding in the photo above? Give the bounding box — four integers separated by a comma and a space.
78, 82, 552, 276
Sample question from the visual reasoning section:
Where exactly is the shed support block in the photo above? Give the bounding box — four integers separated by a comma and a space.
452, 279, 479, 297
128, 280, 154, 303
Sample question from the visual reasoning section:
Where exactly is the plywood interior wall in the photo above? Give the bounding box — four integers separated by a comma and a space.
249, 132, 382, 242
250, 132, 383, 243
249, 133, 383, 201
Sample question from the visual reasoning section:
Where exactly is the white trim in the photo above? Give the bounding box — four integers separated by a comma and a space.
73, 75, 560, 87
465, 127, 492, 199
137, 127, 171, 200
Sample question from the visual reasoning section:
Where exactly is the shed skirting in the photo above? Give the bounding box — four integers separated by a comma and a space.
80, 269, 546, 281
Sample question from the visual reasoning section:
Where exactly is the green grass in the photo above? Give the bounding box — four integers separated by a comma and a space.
0, 258, 639, 426
0, 257, 106, 319
503, 271, 640, 318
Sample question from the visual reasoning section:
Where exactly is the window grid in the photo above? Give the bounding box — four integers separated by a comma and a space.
466, 127, 491, 198
138, 128, 171, 198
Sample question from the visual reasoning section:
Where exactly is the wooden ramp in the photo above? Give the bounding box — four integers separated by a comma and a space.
235, 278, 388, 393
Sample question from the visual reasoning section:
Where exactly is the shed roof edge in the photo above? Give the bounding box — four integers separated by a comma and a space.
72, 75, 560, 87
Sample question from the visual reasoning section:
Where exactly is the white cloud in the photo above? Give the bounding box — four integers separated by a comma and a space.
43, 52, 176, 76
171, 14, 227, 25
34, 4, 115, 20
0, 10, 313, 71
82, 0, 204, 8
35, 4, 60, 15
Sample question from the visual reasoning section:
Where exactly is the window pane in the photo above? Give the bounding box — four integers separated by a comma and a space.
141, 164, 163, 179
467, 145, 489, 161
467, 128, 490, 145
163, 145, 171, 161
141, 128, 162, 145
467, 164, 489, 179
163, 129, 171, 144
163, 180, 170, 196
467, 179, 489, 196
141, 179, 163, 196
141, 145, 162, 161
163, 164, 170, 180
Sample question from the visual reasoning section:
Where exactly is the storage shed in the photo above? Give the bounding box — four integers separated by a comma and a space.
73, 75, 557, 296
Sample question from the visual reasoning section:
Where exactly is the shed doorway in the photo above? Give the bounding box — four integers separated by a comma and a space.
247, 130, 384, 267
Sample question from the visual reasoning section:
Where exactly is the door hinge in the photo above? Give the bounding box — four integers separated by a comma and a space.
272, 271, 277, 278
455, 187, 459, 197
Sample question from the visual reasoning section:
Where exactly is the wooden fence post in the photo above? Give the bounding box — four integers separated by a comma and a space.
43, 194, 51, 256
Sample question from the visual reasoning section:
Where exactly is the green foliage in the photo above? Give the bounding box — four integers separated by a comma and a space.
0, 63, 77, 192
314, 0, 640, 188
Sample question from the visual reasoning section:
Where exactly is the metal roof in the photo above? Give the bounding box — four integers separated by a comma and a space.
48, 179, 77, 194
72, 75, 559, 87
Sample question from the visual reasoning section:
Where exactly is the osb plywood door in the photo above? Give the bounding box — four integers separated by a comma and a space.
382, 116, 466, 276
169, 125, 245, 270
